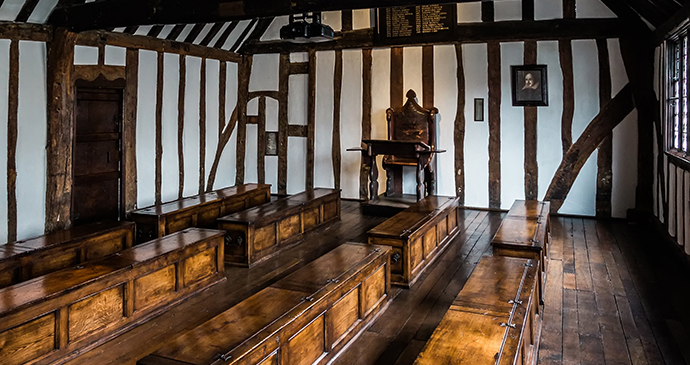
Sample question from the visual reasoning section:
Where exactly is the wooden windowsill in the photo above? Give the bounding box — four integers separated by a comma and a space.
665, 149, 690, 171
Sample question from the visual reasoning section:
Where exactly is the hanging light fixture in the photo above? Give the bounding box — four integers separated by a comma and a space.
280, 12, 335, 43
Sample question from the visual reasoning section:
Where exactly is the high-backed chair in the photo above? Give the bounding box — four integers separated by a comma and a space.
383, 89, 438, 197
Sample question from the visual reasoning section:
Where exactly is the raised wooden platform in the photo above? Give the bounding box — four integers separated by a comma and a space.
140, 242, 390, 365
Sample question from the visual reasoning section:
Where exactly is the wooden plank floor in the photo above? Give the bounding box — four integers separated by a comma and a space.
62, 203, 690, 365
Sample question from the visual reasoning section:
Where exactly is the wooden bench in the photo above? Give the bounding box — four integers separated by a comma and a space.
139, 242, 391, 365
217, 188, 341, 267
367, 195, 460, 287
414, 255, 542, 365
0, 228, 225, 365
491, 200, 550, 303
0, 220, 135, 289
130, 183, 271, 243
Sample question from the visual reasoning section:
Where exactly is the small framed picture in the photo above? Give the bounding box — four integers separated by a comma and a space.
265, 132, 278, 156
511, 65, 548, 106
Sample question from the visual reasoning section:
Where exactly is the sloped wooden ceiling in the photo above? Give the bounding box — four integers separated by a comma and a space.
0, 0, 686, 53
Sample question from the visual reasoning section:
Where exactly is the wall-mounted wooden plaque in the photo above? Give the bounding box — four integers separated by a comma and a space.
376, 4, 456, 45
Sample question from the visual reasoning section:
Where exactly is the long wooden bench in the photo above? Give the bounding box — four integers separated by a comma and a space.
0, 220, 135, 289
217, 188, 340, 267
414, 255, 542, 365
130, 183, 271, 243
0, 228, 225, 365
139, 242, 391, 365
368, 195, 460, 287
491, 200, 550, 303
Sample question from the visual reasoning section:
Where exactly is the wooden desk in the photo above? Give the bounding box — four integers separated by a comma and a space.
141, 242, 391, 365
130, 184, 270, 243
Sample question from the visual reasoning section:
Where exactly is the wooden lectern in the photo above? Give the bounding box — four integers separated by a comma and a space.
350, 90, 444, 202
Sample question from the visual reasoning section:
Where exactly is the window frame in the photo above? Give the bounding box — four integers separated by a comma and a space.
664, 30, 690, 163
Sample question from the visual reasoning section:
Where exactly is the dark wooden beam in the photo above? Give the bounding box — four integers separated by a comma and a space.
306, 50, 316, 190
278, 54, 289, 194
177, 55, 186, 198
522, 0, 534, 21
390, 47, 403, 109
207, 108, 238, 191
76, 30, 242, 62
165, 24, 186, 40
559, 39, 574, 156
235, 55, 252, 185
237, 18, 274, 53
184, 24, 206, 43
360, 48, 372, 200
289, 62, 309, 74
596, 38, 613, 218
545, 84, 635, 213
655, 0, 690, 44
45, 29, 77, 233
481, 1, 494, 22
155, 52, 164, 204
7, 40, 18, 241
288, 124, 308, 137
213, 21, 239, 49
342, 10, 353, 32
199, 58, 207, 195
0, 23, 53, 41
230, 19, 258, 53
199, 22, 224, 46
524, 40, 538, 201
15, 0, 41, 23
488, 41, 501, 209
244, 19, 639, 54
333, 50, 343, 191
124, 48, 139, 212
257, 96, 266, 184
147, 25, 165, 37
49, 0, 478, 30
454, 44, 465, 205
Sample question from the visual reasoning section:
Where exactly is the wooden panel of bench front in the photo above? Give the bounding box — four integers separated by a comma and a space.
0, 221, 135, 289
145, 242, 390, 365
0, 228, 225, 365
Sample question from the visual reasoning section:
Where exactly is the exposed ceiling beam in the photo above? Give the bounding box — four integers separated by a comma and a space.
48, 0, 474, 30
654, 0, 690, 43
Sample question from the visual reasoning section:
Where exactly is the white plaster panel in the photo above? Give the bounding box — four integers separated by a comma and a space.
160, 53, 180, 203
216, 61, 238, 190
561, 40, 598, 216
402, 46, 423, 195
537, 41, 563, 200
205, 59, 220, 186
250, 53, 279, 91
262, 16, 288, 41
495, 0, 522, 22
176, 24, 195, 43
266, 97, 279, 131
462, 43, 489, 208
265, 156, 279, 194
16, 41, 47, 240
577, 0, 616, 18
0, 0, 23, 21
353, 9, 371, 29
208, 23, 231, 47
288, 74, 308, 126
136, 50, 158, 208
247, 96, 259, 115
322, 11, 342, 32
135, 26, 153, 36
104, 46, 126, 66
157, 25, 176, 39
222, 20, 251, 50
433, 44, 458, 197
74, 45, 99, 65
291, 53, 309, 62
608, 39, 628, 97
245, 124, 258, 183
315, 51, 335, 189
193, 24, 215, 44
27, 0, 59, 23
183, 56, 201, 198
340, 49, 363, 199
611, 110, 637, 218
457, 2, 481, 23
500, 42, 525, 209
0, 40, 9, 242
535, 0, 562, 20
287, 136, 306, 194
371, 48, 390, 195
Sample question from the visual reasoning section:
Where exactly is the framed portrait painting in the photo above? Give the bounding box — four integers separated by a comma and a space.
511, 65, 548, 106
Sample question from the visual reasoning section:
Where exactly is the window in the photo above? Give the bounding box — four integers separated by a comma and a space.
666, 34, 689, 155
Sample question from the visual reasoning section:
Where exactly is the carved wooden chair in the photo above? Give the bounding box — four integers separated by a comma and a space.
383, 89, 438, 197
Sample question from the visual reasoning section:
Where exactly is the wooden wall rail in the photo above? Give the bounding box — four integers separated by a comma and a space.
141, 242, 391, 365
0, 228, 225, 365
0, 221, 134, 289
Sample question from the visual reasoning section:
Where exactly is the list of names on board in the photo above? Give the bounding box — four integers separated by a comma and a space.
377, 4, 456, 44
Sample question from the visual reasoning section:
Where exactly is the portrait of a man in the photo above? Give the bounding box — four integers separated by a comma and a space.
511, 65, 548, 106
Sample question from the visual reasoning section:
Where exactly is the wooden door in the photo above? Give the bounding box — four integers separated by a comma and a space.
72, 87, 123, 225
